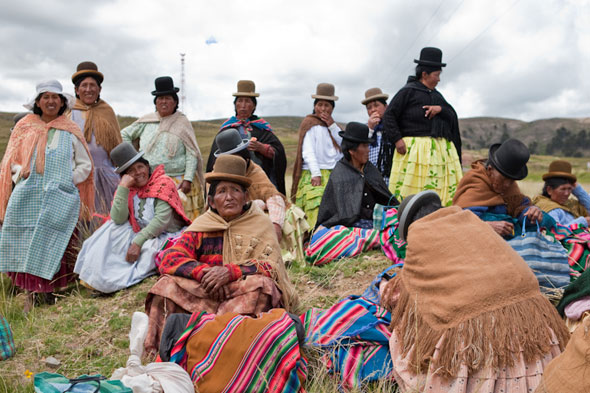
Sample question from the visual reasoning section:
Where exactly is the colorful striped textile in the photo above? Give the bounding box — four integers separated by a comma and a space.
170, 308, 307, 393
377, 207, 407, 262
300, 295, 394, 389
305, 225, 380, 266
550, 223, 590, 280
0, 316, 15, 360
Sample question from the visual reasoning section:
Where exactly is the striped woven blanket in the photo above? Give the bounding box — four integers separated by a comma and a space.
170, 309, 307, 393
305, 225, 380, 266
550, 223, 590, 280
377, 207, 406, 262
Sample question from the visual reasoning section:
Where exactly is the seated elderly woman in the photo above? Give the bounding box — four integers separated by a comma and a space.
453, 138, 543, 237
305, 122, 396, 266
143, 155, 297, 355
381, 191, 569, 392
74, 142, 190, 293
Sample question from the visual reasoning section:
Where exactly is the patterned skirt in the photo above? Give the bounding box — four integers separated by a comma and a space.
305, 225, 380, 266
171, 176, 205, 221
295, 169, 332, 229
389, 136, 462, 206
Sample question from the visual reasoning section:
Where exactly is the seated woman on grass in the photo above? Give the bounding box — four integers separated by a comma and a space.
143, 155, 297, 355
305, 122, 396, 266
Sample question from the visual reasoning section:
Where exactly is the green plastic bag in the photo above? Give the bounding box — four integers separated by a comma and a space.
34, 372, 132, 393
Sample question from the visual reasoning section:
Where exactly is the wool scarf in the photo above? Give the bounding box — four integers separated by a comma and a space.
71, 98, 121, 153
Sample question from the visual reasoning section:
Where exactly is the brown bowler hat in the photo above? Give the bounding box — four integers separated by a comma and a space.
361, 87, 389, 105
311, 83, 338, 101
72, 61, 104, 85
232, 80, 259, 97
542, 160, 577, 183
205, 155, 252, 188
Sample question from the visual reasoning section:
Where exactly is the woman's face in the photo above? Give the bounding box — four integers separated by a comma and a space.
349, 143, 370, 166
548, 182, 574, 205
487, 166, 514, 195
314, 100, 333, 117
365, 100, 386, 118
37, 92, 64, 121
125, 161, 150, 188
235, 97, 255, 120
75, 76, 101, 105
155, 95, 176, 117
210, 181, 249, 221
421, 70, 441, 90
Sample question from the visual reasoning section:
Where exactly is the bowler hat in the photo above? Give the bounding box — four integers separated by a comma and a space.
214, 128, 250, 157
339, 122, 375, 144
488, 138, 529, 180
111, 142, 145, 174
414, 47, 446, 68
72, 61, 104, 85
397, 190, 442, 242
361, 87, 389, 105
151, 76, 180, 96
311, 83, 338, 101
233, 80, 259, 97
542, 160, 576, 183
205, 155, 252, 188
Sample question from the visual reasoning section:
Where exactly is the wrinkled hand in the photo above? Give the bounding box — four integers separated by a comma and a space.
247, 139, 264, 152
524, 206, 543, 224
395, 139, 407, 155
120, 174, 136, 189
273, 223, 282, 242
201, 266, 231, 295
319, 112, 335, 126
368, 112, 381, 130
423, 105, 442, 119
311, 176, 322, 186
178, 180, 192, 194
126, 243, 141, 262
487, 221, 514, 237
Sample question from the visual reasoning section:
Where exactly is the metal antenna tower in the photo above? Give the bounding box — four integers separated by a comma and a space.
180, 53, 186, 112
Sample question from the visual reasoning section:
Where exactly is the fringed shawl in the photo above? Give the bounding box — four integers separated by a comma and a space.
71, 98, 121, 153
186, 204, 297, 311
532, 194, 588, 218
0, 114, 94, 221
383, 207, 569, 379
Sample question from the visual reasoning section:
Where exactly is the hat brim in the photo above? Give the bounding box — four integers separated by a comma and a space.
413, 59, 447, 67
542, 171, 577, 183
71, 70, 104, 84
398, 190, 441, 242
232, 92, 260, 97
214, 139, 250, 157
338, 130, 375, 144
488, 144, 528, 181
115, 151, 145, 174
311, 94, 339, 101
205, 173, 252, 188
151, 88, 180, 96
23, 92, 76, 111
361, 94, 389, 105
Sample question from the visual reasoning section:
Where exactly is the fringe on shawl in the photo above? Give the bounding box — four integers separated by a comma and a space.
84, 106, 121, 154
384, 277, 570, 380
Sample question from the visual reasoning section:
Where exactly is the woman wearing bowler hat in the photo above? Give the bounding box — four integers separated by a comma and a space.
381, 47, 462, 205
453, 138, 543, 237
121, 76, 205, 220
305, 122, 397, 265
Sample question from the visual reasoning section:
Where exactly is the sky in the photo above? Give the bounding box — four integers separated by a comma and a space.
1, 0, 589, 123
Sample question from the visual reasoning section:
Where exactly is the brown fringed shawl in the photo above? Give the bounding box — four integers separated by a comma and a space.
383, 206, 569, 379
532, 195, 588, 218
0, 114, 95, 221
453, 160, 529, 217
72, 98, 121, 153
290, 114, 340, 201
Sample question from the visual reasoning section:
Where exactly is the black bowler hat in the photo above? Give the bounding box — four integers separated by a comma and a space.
397, 190, 442, 242
214, 128, 250, 157
414, 47, 447, 68
488, 138, 530, 180
151, 76, 180, 96
111, 142, 145, 174
338, 122, 375, 144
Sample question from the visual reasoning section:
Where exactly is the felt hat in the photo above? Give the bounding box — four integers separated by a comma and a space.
110, 142, 145, 174
23, 80, 75, 110
232, 80, 259, 97
361, 87, 389, 105
397, 190, 442, 242
311, 83, 338, 101
339, 122, 375, 144
151, 76, 180, 96
214, 128, 250, 157
488, 138, 529, 180
205, 155, 252, 188
71, 61, 104, 85
542, 160, 576, 183
414, 47, 447, 68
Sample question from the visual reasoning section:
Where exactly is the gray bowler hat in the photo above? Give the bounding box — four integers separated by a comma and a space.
214, 128, 250, 157
110, 142, 145, 174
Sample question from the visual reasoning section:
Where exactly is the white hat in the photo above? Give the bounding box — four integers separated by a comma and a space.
23, 80, 75, 110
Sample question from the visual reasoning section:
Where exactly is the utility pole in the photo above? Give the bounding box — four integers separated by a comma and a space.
180, 53, 186, 112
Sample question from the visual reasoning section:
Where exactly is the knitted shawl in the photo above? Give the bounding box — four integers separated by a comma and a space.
382, 206, 569, 379
127, 165, 191, 232
0, 114, 94, 221
532, 195, 588, 218
186, 204, 297, 311
71, 98, 121, 153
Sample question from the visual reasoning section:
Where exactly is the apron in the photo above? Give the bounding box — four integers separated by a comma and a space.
0, 130, 80, 280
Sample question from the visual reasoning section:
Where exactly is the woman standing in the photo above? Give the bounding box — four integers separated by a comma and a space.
292, 83, 343, 229
381, 47, 462, 205
69, 61, 121, 216
0, 80, 94, 311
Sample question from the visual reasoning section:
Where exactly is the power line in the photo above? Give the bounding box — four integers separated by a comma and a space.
423, 0, 467, 46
